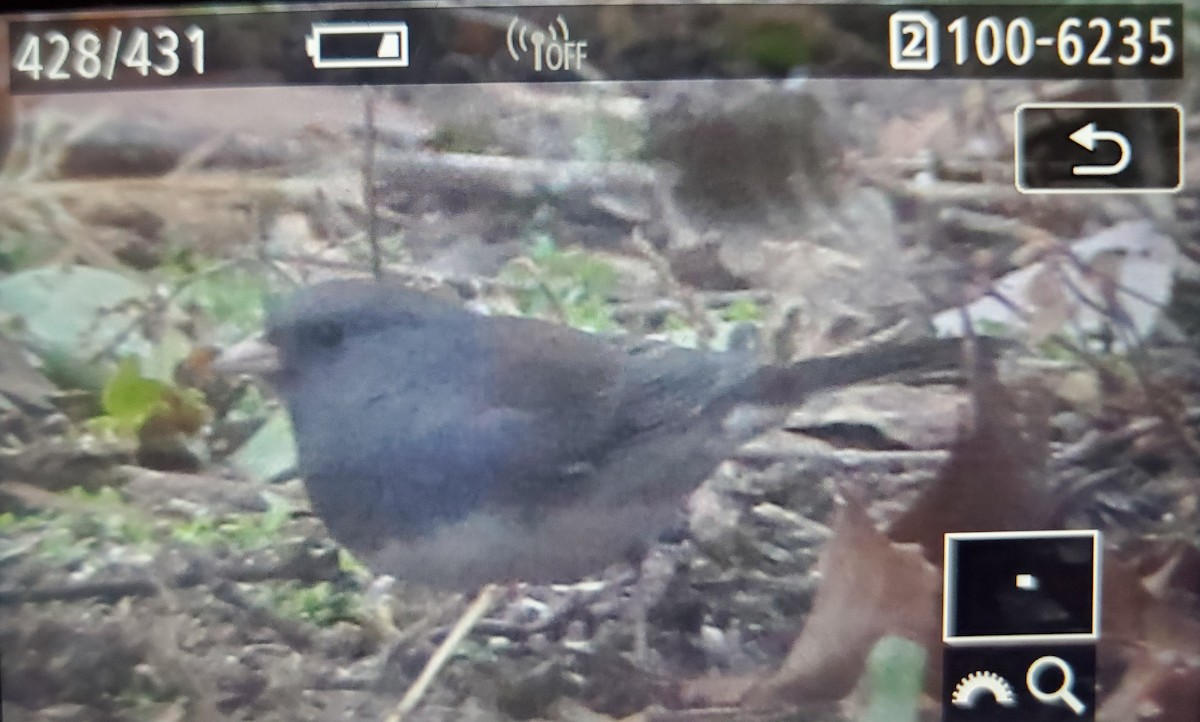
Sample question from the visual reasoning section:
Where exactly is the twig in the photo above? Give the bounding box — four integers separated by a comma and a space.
83, 257, 262, 365
42, 195, 126, 270
387, 583, 502, 721
611, 291, 774, 322
362, 88, 383, 279
732, 447, 949, 467
894, 179, 1031, 205
642, 704, 807, 722
504, 256, 571, 324
629, 224, 715, 346
374, 147, 655, 204
634, 255, 703, 343
1126, 357, 1200, 473
168, 130, 237, 176
212, 579, 317, 650
863, 156, 1011, 182
469, 591, 592, 640
1060, 243, 1171, 312
266, 252, 521, 296
937, 207, 1046, 240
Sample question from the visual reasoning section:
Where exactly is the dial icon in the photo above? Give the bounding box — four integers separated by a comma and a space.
952, 670, 1018, 708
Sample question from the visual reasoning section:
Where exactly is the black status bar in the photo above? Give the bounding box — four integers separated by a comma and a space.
4, 4, 1184, 93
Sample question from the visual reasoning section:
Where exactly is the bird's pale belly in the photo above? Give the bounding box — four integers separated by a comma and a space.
363, 493, 685, 588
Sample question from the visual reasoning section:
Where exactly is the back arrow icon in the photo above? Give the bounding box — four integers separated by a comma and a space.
1069, 122, 1131, 176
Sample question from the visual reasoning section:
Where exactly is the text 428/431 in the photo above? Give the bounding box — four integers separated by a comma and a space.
11, 25, 206, 83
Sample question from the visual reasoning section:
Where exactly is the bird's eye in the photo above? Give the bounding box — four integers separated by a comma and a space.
306, 321, 343, 348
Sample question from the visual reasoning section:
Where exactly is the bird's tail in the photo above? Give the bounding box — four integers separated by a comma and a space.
738, 335, 1003, 406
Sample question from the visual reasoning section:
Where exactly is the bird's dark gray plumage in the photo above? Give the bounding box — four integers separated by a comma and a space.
222, 278, 976, 588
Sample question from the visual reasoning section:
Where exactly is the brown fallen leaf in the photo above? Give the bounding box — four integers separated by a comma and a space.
1140, 541, 1200, 603
674, 673, 762, 710
1100, 554, 1200, 662
685, 346, 1055, 713
735, 496, 940, 709
1024, 263, 1072, 345
887, 351, 1055, 564
1098, 649, 1200, 722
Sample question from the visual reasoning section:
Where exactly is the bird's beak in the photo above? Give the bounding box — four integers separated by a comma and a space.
212, 335, 281, 376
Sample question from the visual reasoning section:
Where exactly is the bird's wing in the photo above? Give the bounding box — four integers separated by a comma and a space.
475, 314, 625, 420
454, 315, 628, 503
609, 338, 758, 436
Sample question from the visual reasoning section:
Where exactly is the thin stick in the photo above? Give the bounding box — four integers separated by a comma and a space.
362, 87, 382, 279
387, 583, 502, 721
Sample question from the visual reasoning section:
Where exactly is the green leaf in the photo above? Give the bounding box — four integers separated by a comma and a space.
500, 235, 620, 333
168, 262, 269, 340
722, 298, 763, 323
257, 580, 361, 626
101, 358, 168, 424
0, 265, 147, 352
858, 636, 926, 722
230, 409, 298, 482
0, 265, 149, 389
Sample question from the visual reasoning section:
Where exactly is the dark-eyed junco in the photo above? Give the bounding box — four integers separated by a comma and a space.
218, 278, 978, 588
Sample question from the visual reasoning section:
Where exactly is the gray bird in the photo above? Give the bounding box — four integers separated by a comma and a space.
218, 278, 979, 589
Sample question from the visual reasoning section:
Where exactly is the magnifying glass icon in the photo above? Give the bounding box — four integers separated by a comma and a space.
1026, 655, 1086, 716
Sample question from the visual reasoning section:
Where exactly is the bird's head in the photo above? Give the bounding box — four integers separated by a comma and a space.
213, 278, 465, 395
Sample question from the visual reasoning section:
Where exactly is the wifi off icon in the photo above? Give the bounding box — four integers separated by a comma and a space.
505, 14, 589, 73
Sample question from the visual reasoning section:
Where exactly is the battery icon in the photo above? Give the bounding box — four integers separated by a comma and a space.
305, 22, 410, 69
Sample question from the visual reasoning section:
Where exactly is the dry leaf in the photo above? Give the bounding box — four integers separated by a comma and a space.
737, 497, 939, 709
1101, 555, 1200, 660
1098, 649, 1200, 722
1024, 263, 1072, 344
934, 221, 1179, 350
887, 354, 1054, 563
